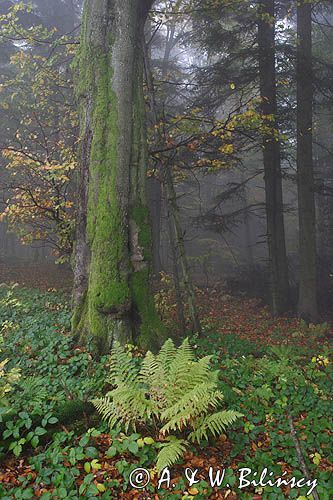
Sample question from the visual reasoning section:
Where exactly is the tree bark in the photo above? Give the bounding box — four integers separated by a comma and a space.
258, 0, 290, 315
143, 33, 163, 275
143, 23, 201, 335
72, 0, 162, 354
296, 0, 318, 322
167, 207, 186, 334
164, 164, 202, 335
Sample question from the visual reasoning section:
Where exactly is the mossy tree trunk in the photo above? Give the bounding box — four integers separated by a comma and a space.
72, 0, 162, 354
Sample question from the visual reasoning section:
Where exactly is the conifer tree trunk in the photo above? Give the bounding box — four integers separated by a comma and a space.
296, 0, 318, 322
258, 0, 290, 315
72, 0, 162, 354
146, 21, 177, 275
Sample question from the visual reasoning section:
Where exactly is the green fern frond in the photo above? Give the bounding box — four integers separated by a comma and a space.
160, 385, 224, 434
157, 338, 177, 371
93, 384, 156, 432
156, 437, 187, 473
19, 376, 49, 406
139, 351, 164, 389
189, 410, 243, 443
108, 342, 139, 385
112, 385, 156, 421
168, 339, 194, 379
92, 396, 121, 429
165, 356, 216, 402
161, 382, 219, 421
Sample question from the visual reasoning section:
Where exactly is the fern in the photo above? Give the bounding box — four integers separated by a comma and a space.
156, 338, 177, 371
17, 376, 48, 410
189, 410, 243, 443
156, 437, 187, 473
92, 338, 242, 472
108, 342, 139, 385
160, 383, 223, 434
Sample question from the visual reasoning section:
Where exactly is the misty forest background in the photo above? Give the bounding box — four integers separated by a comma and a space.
0, 1, 332, 499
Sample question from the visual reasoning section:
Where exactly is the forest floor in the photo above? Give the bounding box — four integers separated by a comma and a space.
0, 270, 332, 499
0, 261, 73, 291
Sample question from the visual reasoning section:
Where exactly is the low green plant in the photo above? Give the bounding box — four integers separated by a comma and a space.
92, 338, 242, 472
0, 335, 21, 405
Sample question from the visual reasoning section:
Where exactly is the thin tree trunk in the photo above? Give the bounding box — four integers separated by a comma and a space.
297, 0, 318, 322
145, 20, 179, 275
143, 30, 194, 333
240, 171, 254, 268
164, 164, 202, 334
258, 0, 290, 315
143, 33, 163, 275
167, 208, 186, 334
72, 0, 162, 354
160, 23, 201, 334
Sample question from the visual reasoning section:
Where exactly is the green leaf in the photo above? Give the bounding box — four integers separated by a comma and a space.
85, 446, 99, 458
34, 427, 47, 436
31, 435, 39, 448
137, 438, 144, 448
79, 435, 89, 447
13, 444, 22, 456
91, 459, 102, 471
57, 488, 68, 499
143, 437, 155, 445
128, 441, 138, 454
86, 483, 99, 496
106, 446, 117, 458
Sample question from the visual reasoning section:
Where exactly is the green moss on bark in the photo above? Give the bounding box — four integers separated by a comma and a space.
72, 0, 166, 354
130, 203, 165, 349
72, 3, 131, 353
131, 269, 163, 350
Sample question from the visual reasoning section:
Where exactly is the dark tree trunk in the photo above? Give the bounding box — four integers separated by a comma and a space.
145, 21, 177, 275
143, 32, 163, 275
72, 0, 162, 354
296, 0, 318, 322
258, 0, 290, 315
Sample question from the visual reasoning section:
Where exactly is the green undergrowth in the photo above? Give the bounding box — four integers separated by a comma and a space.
0, 285, 332, 499
0, 285, 107, 457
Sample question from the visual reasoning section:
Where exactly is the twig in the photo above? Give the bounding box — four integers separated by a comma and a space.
287, 413, 320, 500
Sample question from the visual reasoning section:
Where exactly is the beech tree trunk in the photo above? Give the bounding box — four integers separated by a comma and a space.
296, 0, 318, 322
72, 0, 163, 354
258, 0, 290, 315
